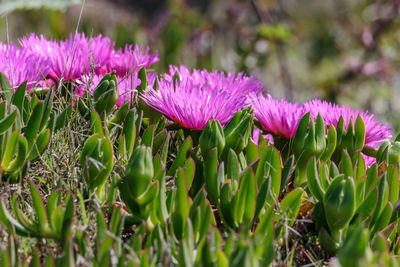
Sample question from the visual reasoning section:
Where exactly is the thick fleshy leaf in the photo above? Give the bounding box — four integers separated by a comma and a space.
321, 125, 337, 162
39, 86, 53, 132
0, 72, 12, 103
205, 148, 219, 206
122, 110, 136, 159
142, 125, 154, 148
2, 133, 27, 174
0, 109, 16, 134
246, 139, 258, 166
183, 158, 195, 190
220, 181, 237, 229
234, 169, 256, 224
387, 165, 399, 204
54, 105, 72, 132
253, 177, 271, 224
90, 110, 104, 138
176, 168, 190, 220
24, 101, 44, 149
28, 129, 50, 161
371, 202, 392, 236
29, 181, 48, 229
0, 198, 31, 237
107, 102, 129, 130
340, 150, 353, 178
370, 175, 389, 228
292, 112, 310, 157
315, 114, 326, 157
11, 82, 26, 116
152, 130, 167, 155
280, 155, 294, 194
256, 146, 281, 200
168, 136, 192, 176
277, 188, 304, 227
307, 157, 325, 202
354, 115, 366, 151
227, 149, 240, 181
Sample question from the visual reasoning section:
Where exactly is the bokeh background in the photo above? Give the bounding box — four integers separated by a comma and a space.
0, 0, 399, 132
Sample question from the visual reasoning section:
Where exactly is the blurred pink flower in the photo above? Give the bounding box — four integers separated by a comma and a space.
250, 93, 304, 139
141, 65, 263, 130
20, 32, 113, 82
101, 44, 158, 77
0, 43, 50, 89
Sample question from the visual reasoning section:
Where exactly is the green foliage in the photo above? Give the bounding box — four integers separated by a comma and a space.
0, 181, 74, 245
0, 75, 53, 183
2, 71, 400, 266
93, 72, 119, 116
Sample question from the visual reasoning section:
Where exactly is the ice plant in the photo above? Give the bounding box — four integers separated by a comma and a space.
20, 32, 113, 82
303, 99, 392, 148
101, 44, 158, 77
78, 72, 156, 107
250, 93, 304, 139
0, 42, 50, 89
141, 65, 263, 130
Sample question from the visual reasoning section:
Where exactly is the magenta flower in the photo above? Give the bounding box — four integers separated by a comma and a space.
101, 44, 158, 77
250, 93, 304, 139
164, 65, 260, 100
141, 66, 263, 130
303, 99, 392, 148
0, 43, 50, 89
20, 32, 113, 82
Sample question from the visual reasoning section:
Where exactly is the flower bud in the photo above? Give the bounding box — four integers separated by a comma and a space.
80, 134, 114, 197
199, 119, 225, 159
124, 145, 154, 198
223, 110, 252, 157
93, 72, 118, 115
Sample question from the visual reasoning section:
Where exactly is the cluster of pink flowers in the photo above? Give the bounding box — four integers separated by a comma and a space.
141, 65, 263, 130
0, 42, 50, 89
0, 32, 158, 92
0, 32, 393, 164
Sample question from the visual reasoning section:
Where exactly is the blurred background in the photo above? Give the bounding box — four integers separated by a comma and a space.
0, 0, 399, 132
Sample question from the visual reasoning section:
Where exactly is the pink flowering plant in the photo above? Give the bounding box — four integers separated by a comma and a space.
0, 31, 400, 267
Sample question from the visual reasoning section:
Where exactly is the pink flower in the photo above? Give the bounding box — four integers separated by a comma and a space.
164, 65, 261, 100
141, 66, 263, 130
101, 44, 158, 77
250, 93, 304, 139
20, 32, 113, 82
0, 43, 50, 89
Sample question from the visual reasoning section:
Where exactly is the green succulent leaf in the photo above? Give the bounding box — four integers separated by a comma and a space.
29, 181, 49, 230
0, 109, 16, 134
168, 136, 192, 176
176, 168, 190, 220
277, 188, 304, 227
205, 148, 219, 206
